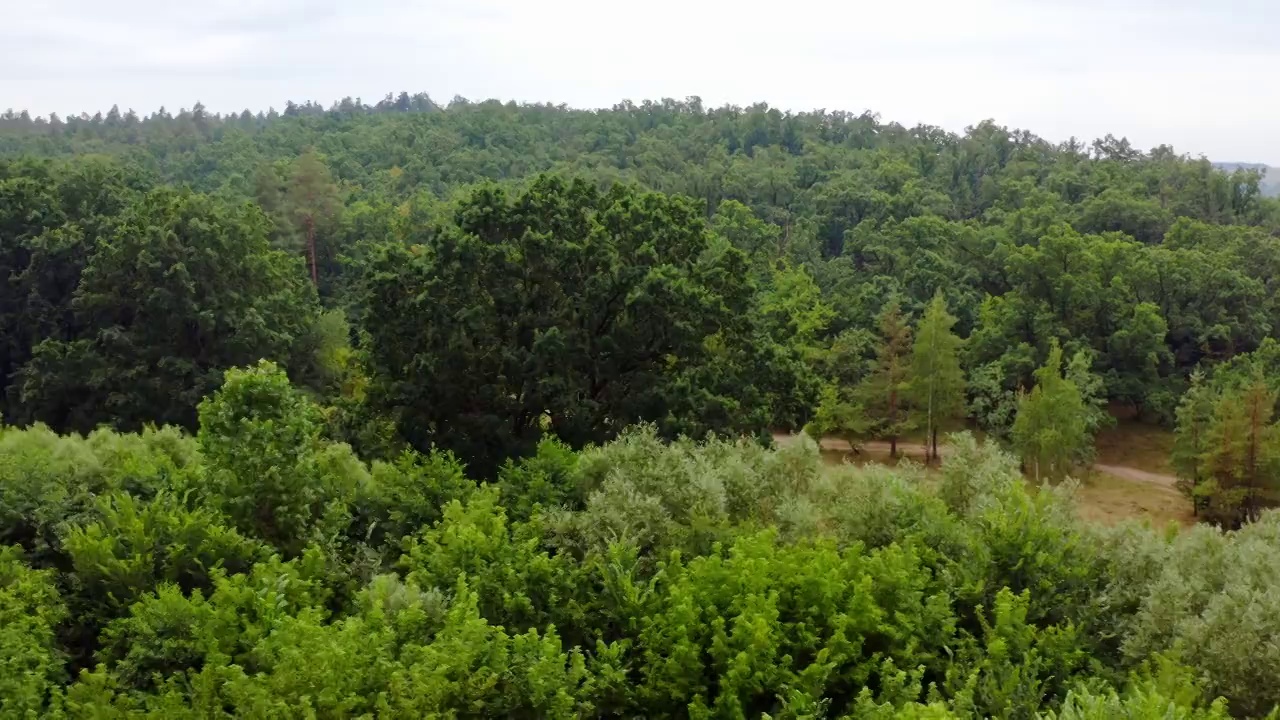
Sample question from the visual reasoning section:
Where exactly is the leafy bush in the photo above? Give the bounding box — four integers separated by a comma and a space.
1124, 514, 1280, 716
62, 492, 266, 622
5, 378, 1280, 717
353, 448, 475, 554
0, 424, 197, 563
401, 487, 585, 638
0, 546, 66, 716
198, 361, 367, 554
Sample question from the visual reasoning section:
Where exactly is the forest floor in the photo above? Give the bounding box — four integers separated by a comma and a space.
777, 422, 1193, 528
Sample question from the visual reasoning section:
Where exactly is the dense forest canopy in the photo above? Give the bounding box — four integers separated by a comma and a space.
4, 94, 1280, 717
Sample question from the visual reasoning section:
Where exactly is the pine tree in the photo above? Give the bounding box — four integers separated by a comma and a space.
909, 291, 966, 462
857, 301, 914, 457
1172, 369, 1216, 515
284, 149, 342, 288
1198, 376, 1280, 528
1011, 341, 1089, 482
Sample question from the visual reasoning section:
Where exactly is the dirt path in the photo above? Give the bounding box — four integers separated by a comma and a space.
777, 434, 1180, 490
1091, 464, 1179, 490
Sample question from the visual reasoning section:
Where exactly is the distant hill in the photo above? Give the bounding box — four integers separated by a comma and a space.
1215, 162, 1280, 196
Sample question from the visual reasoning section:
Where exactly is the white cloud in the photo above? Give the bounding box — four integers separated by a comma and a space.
3, 0, 1279, 162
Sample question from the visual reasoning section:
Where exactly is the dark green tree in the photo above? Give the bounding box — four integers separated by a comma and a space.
14, 189, 320, 432
361, 175, 802, 474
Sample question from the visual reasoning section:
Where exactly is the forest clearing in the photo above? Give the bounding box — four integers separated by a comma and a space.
779, 422, 1193, 528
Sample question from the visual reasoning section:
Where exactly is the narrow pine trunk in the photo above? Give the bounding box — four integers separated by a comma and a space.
305, 216, 318, 286
926, 388, 935, 463
1247, 400, 1260, 524
888, 387, 898, 458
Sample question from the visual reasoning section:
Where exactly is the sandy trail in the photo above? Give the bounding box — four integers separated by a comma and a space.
1090, 464, 1179, 489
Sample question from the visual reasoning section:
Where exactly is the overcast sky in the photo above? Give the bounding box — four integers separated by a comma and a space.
5, 0, 1279, 162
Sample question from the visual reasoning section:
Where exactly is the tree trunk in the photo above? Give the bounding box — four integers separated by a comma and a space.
304, 216, 318, 286
926, 389, 935, 462
888, 387, 898, 458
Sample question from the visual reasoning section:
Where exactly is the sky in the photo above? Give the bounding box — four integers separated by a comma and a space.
5, 0, 1280, 163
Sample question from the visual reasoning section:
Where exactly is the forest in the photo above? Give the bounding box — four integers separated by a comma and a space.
2, 94, 1280, 717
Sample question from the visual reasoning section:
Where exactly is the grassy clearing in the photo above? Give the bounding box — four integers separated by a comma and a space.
1094, 420, 1176, 475
1070, 469, 1193, 528
799, 426, 1194, 529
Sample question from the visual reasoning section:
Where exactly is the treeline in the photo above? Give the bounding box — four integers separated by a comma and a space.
0, 161, 810, 477
7, 95, 1280, 515
2, 363, 1279, 717
4, 95, 1275, 387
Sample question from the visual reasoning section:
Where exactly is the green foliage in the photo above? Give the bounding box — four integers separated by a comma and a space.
7, 99, 1280, 435
1174, 370, 1218, 510
945, 589, 1087, 719
11, 185, 321, 432
497, 437, 580, 522
362, 175, 808, 475
619, 532, 955, 717
910, 292, 966, 461
967, 361, 1022, 439
857, 301, 916, 456
1050, 687, 1230, 720
197, 361, 366, 554
1172, 368, 1280, 528
804, 383, 872, 452
1012, 342, 1093, 482
62, 492, 265, 622
0, 423, 197, 563
1123, 515, 1280, 717
0, 546, 66, 717
7, 394, 1280, 717
1106, 303, 1172, 412
283, 149, 343, 291
937, 432, 1023, 517
354, 448, 475, 553
95, 583, 227, 692
758, 260, 835, 360
401, 486, 584, 637
551, 426, 825, 558
1202, 381, 1277, 526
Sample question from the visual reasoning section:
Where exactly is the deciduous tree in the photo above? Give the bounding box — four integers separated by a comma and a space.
15, 189, 320, 432
1011, 341, 1090, 482
362, 175, 804, 475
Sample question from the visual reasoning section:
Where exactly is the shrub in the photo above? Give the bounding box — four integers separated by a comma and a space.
197, 361, 367, 555
0, 546, 66, 716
